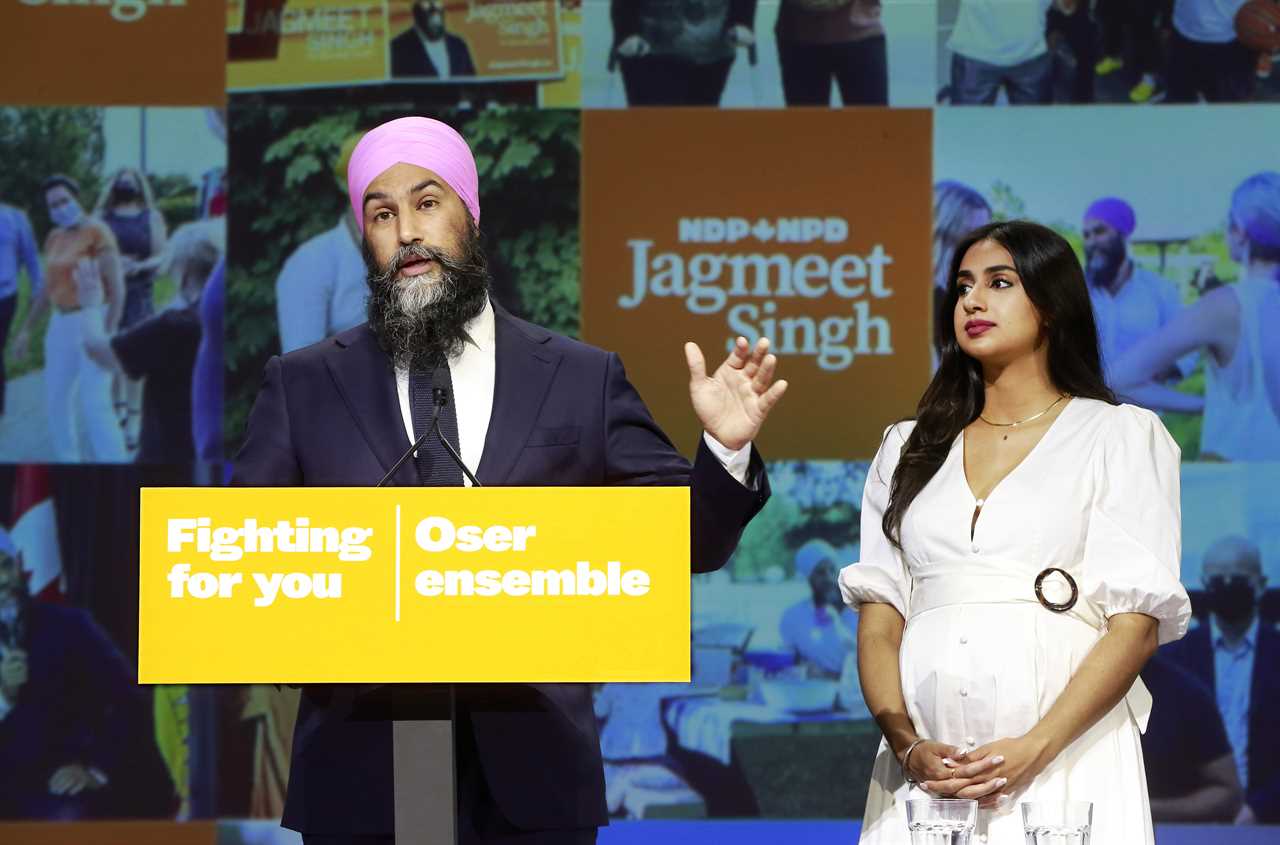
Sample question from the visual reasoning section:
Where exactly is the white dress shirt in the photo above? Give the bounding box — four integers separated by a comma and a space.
393, 299, 752, 486
1211, 615, 1258, 790
417, 30, 452, 78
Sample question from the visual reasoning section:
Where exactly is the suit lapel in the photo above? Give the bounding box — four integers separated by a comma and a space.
476, 306, 562, 485
323, 325, 417, 486
1194, 624, 1215, 688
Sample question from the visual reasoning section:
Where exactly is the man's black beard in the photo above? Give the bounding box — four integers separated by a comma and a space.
413, 4, 445, 39
364, 223, 490, 374
1085, 240, 1126, 290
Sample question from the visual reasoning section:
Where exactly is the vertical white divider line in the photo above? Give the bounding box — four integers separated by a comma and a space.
395, 504, 402, 622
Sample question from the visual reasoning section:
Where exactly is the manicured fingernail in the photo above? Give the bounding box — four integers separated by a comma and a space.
997, 793, 1011, 805
992, 756, 1005, 765
943, 758, 956, 766
996, 778, 1008, 786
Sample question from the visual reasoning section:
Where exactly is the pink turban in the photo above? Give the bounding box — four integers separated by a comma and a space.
1083, 197, 1135, 238
346, 116, 480, 230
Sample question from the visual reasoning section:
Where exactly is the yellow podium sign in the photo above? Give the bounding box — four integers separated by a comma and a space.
138, 487, 690, 684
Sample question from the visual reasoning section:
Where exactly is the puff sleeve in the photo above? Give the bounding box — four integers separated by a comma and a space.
1081, 405, 1191, 645
838, 422, 914, 619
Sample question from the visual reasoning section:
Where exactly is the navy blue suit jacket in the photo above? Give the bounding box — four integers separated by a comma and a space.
231, 305, 769, 834
1161, 620, 1280, 822
0, 603, 172, 819
389, 29, 476, 78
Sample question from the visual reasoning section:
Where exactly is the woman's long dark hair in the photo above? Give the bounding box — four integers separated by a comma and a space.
881, 220, 1117, 550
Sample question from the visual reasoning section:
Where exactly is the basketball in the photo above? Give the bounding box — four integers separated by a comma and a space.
1236, 0, 1280, 52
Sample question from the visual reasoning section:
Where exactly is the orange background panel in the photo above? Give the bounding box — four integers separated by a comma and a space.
0, 1, 225, 105
581, 109, 934, 461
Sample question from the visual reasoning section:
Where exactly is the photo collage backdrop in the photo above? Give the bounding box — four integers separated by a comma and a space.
1, 0, 1278, 840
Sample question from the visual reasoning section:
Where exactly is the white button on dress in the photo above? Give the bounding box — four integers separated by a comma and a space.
839, 400, 1191, 845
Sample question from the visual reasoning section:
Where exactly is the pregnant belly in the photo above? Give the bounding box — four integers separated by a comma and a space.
899, 603, 1100, 751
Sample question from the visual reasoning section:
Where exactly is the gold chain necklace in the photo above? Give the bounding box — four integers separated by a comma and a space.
980, 394, 1067, 440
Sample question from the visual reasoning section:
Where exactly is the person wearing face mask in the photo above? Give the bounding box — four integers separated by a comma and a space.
1080, 197, 1198, 411
11, 175, 126, 463
841, 220, 1190, 843
77, 222, 221, 465
1111, 171, 1280, 460
390, 0, 477, 78
1163, 536, 1279, 823
780, 538, 857, 678
94, 167, 169, 452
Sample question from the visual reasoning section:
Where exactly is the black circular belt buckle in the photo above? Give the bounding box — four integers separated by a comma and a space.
1034, 567, 1078, 613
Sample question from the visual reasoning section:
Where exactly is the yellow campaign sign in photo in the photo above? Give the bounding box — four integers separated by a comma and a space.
228, 0, 390, 90
138, 487, 690, 684
227, 0, 564, 91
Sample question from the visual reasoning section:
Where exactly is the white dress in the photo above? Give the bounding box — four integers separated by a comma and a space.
839, 398, 1191, 845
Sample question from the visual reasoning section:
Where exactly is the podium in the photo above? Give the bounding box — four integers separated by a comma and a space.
392, 686, 459, 844
138, 487, 692, 844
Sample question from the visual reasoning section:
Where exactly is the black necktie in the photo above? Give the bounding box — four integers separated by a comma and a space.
409, 364, 464, 487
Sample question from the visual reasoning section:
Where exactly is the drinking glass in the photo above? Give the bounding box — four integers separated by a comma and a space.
1021, 801, 1093, 845
905, 798, 977, 845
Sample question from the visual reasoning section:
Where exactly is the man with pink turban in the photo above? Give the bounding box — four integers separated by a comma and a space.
1081, 196, 1194, 397
233, 116, 788, 844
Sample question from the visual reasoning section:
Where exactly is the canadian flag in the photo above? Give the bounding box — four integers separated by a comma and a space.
10, 466, 63, 602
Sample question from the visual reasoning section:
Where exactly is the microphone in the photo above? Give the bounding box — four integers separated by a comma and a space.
377, 371, 482, 488
429, 386, 481, 488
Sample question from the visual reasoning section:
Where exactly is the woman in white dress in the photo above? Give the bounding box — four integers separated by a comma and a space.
841, 220, 1191, 844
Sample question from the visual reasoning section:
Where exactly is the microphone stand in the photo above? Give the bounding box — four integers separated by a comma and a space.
377, 369, 475, 844
430, 387, 481, 488
378, 382, 481, 488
